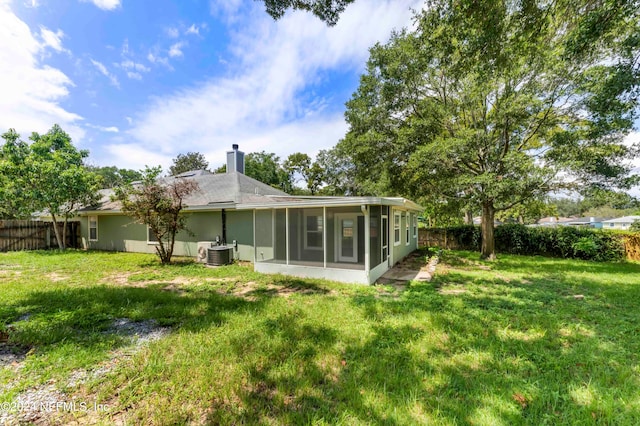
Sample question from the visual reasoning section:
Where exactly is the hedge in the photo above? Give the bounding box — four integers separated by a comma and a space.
424, 224, 628, 261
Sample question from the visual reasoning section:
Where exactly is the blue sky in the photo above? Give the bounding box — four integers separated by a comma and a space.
0, 0, 423, 171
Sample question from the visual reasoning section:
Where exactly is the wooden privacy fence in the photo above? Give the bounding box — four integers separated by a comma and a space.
418, 228, 468, 250
0, 220, 80, 252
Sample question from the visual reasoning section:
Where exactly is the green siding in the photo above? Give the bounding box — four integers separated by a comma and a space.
89, 212, 222, 257
227, 210, 254, 261
391, 208, 417, 264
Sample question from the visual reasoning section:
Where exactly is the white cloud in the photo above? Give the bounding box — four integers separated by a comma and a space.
25, 0, 39, 8
90, 59, 120, 88
118, 60, 150, 79
121, 38, 130, 55
0, 2, 83, 141
87, 123, 119, 133
147, 51, 172, 69
39, 26, 67, 53
210, 0, 244, 23
166, 26, 179, 38
104, 143, 173, 170
168, 41, 185, 58
125, 116, 133, 125
185, 24, 199, 35
116, 0, 420, 169
81, 0, 121, 11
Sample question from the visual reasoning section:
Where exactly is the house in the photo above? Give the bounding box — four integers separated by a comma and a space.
531, 216, 574, 227
600, 216, 640, 230
77, 145, 422, 284
557, 217, 608, 229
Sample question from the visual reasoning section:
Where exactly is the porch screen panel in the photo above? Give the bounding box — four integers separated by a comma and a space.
288, 208, 323, 264
274, 209, 286, 263
255, 210, 274, 262
370, 205, 381, 267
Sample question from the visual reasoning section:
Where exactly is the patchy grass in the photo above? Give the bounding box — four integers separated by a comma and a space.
1, 249, 640, 424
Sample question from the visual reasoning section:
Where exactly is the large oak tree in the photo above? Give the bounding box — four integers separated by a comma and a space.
338, 0, 639, 259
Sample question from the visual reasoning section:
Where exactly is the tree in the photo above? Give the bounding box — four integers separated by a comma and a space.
259, 0, 355, 25
87, 165, 143, 189
0, 125, 101, 248
113, 166, 199, 264
283, 152, 325, 195
245, 151, 293, 192
0, 129, 34, 219
169, 152, 210, 176
339, 0, 640, 259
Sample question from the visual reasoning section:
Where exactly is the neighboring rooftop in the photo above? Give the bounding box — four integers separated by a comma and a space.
601, 216, 640, 223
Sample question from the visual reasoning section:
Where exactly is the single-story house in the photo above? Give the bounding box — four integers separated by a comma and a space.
600, 216, 640, 230
77, 145, 423, 284
557, 217, 608, 229
531, 216, 574, 227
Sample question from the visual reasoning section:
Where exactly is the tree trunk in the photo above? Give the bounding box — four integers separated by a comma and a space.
480, 201, 496, 260
50, 211, 64, 250
62, 216, 68, 250
464, 210, 473, 225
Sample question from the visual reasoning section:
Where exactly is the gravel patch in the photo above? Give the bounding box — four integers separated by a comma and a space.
0, 344, 30, 368
1, 317, 171, 425
107, 318, 171, 345
0, 384, 66, 425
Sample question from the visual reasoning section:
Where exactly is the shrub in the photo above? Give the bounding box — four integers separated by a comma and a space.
424, 224, 626, 261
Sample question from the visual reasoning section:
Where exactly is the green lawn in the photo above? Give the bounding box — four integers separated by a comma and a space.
1, 249, 640, 425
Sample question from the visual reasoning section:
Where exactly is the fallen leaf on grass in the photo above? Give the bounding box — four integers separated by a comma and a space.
512, 393, 528, 409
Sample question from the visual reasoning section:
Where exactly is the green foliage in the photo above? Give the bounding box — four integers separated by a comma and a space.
431, 224, 626, 261
630, 220, 640, 232
259, 0, 355, 25
86, 165, 143, 189
339, 0, 640, 259
0, 126, 101, 248
283, 152, 326, 195
245, 151, 292, 192
112, 166, 199, 264
168, 152, 210, 176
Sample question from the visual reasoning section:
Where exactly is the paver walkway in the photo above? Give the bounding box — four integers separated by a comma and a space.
376, 251, 439, 284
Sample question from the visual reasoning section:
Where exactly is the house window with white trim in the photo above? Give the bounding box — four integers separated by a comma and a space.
394, 212, 401, 245
304, 212, 323, 250
405, 213, 410, 245
413, 214, 418, 239
89, 216, 98, 241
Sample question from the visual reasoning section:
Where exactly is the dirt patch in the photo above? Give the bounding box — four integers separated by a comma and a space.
47, 272, 70, 282
101, 272, 134, 286
438, 287, 467, 295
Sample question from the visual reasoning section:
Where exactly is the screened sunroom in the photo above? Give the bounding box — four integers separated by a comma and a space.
250, 198, 422, 284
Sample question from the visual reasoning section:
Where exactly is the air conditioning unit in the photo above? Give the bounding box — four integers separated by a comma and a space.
196, 241, 216, 263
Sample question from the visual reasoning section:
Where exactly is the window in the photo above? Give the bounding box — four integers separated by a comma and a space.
394, 212, 401, 245
405, 213, 410, 245
147, 225, 158, 244
413, 214, 418, 239
304, 213, 323, 250
89, 216, 98, 241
